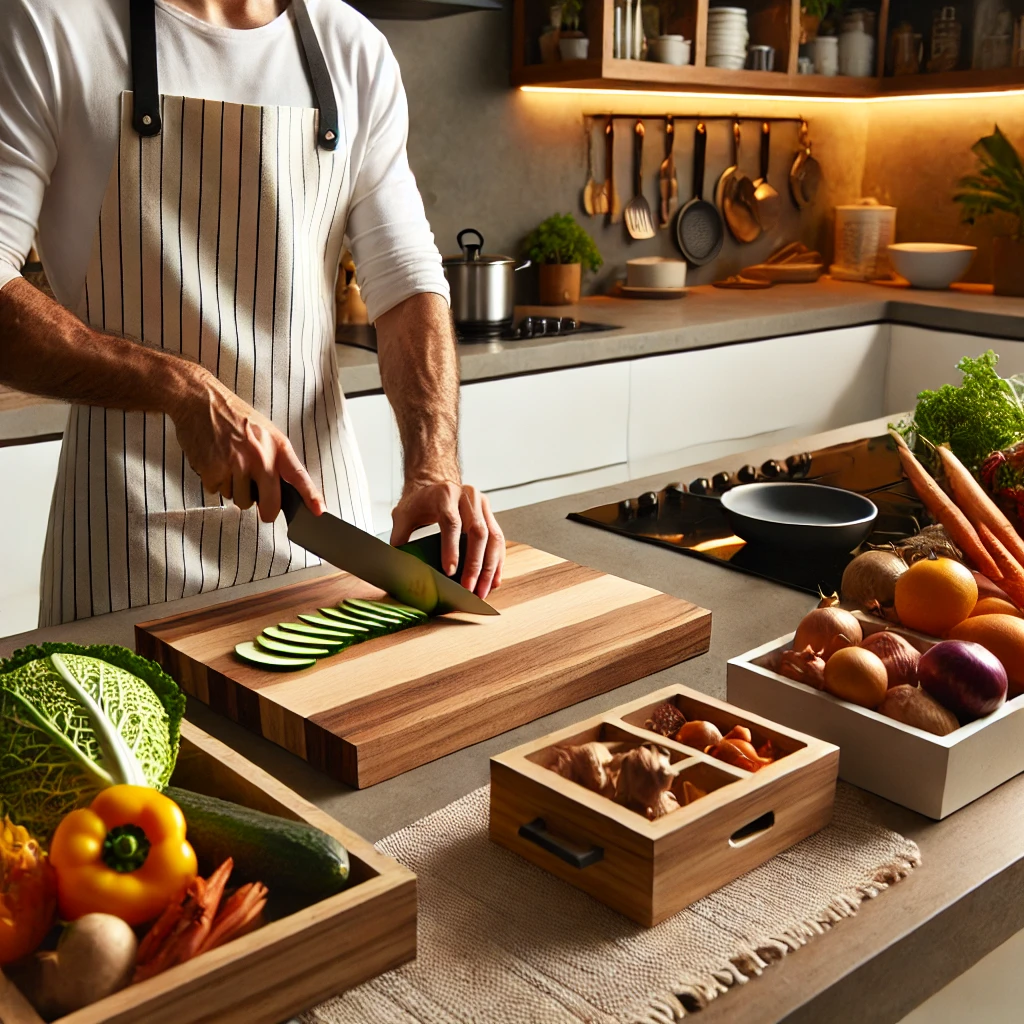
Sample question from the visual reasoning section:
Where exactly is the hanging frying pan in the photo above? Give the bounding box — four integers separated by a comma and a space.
716, 120, 761, 244
675, 122, 725, 266
789, 119, 823, 210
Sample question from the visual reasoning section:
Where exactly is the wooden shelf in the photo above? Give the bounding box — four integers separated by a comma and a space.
512, 0, 1024, 98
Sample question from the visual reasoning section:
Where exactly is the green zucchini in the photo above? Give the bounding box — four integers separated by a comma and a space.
263, 624, 346, 650
297, 613, 367, 634
337, 603, 405, 629
350, 598, 428, 622
235, 641, 315, 671
256, 634, 331, 658
278, 621, 357, 642
316, 608, 374, 635
165, 787, 350, 909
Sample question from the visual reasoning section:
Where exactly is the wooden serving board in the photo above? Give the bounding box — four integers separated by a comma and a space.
136, 542, 711, 788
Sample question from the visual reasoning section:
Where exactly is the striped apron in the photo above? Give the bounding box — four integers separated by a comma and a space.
39, 0, 372, 626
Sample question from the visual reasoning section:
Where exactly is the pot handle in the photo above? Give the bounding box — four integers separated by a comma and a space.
457, 227, 484, 260
514, 259, 532, 272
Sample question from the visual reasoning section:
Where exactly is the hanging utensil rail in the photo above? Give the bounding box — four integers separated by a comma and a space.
587, 114, 807, 125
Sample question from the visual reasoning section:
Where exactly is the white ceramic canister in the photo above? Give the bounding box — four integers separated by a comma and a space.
839, 25, 875, 75
813, 34, 839, 75
832, 201, 898, 280
650, 34, 691, 64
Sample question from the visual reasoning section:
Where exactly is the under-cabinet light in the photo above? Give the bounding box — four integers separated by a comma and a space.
520, 85, 1024, 105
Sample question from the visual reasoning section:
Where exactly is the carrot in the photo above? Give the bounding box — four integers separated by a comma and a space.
890, 431, 1000, 578
977, 523, 1024, 610
937, 446, 1024, 569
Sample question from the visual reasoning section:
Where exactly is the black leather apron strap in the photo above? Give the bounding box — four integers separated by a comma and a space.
293, 0, 340, 150
129, 0, 161, 137
128, 0, 338, 151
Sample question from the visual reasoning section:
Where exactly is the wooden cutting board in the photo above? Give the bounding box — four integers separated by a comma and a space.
136, 542, 711, 788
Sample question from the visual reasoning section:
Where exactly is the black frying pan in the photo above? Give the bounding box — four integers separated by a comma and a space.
675, 122, 725, 266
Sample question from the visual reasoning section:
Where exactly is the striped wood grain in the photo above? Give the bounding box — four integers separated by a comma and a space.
137, 543, 712, 787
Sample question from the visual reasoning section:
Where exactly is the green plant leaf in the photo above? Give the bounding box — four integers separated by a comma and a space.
523, 213, 603, 272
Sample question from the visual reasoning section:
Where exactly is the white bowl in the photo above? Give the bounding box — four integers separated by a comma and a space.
650, 35, 692, 65
887, 243, 977, 290
626, 257, 688, 290
708, 54, 747, 69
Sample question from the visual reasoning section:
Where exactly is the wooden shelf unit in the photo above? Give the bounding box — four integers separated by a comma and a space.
513, 0, 1024, 97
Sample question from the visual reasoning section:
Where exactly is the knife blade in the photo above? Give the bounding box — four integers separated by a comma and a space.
261, 481, 498, 615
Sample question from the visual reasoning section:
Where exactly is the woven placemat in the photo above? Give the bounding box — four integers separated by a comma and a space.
304, 783, 920, 1024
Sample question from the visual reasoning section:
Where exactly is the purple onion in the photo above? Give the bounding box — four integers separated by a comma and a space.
918, 640, 1007, 722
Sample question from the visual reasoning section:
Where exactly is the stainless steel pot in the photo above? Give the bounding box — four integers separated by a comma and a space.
442, 228, 530, 333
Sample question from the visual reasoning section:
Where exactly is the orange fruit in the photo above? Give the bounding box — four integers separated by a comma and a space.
948, 614, 1024, 695
894, 557, 978, 636
972, 596, 1023, 619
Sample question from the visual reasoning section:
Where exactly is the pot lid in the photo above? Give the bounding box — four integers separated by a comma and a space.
442, 228, 517, 266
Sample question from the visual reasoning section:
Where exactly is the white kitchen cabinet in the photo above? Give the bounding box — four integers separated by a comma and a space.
459, 363, 630, 493
0, 439, 62, 637
345, 392, 397, 536
627, 325, 891, 478
884, 326, 1024, 417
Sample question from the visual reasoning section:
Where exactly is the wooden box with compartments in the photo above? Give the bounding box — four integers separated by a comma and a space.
489, 684, 838, 927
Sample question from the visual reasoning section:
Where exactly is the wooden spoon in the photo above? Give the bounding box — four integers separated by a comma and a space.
582, 120, 602, 216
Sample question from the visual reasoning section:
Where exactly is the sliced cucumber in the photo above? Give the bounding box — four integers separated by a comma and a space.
235, 641, 315, 671
297, 613, 366, 635
256, 634, 331, 658
350, 598, 428, 622
316, 608, 373, 635
263, 624, 347, 650
338, 603, 405, 629
279, 621, 359, 642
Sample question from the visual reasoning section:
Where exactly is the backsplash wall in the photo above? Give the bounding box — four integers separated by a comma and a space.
377, 10, 869, 296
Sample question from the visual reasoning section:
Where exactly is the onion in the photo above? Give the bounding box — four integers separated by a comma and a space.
793, 593, 863, 654
841, 550, 908, 621
918, 640, 1007, 722
823, 632, 858, 661
823, 647, 888, 709
861, 631, 921, 688
675, 720, 722, 749
779, 647, 826, 689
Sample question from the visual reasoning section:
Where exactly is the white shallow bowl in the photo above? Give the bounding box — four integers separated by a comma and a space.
626, 257, 688, 290
708, 55, 747, 68
887, 243, 977, 290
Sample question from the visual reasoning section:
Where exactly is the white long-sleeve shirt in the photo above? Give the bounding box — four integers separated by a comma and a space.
0, 0, 449, 322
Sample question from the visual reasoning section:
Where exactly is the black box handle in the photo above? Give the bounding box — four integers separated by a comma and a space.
518, 818, 604, 869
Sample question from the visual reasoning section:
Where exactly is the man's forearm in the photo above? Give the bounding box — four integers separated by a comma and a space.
375, 291, 460, 486
0, 277, 200, 416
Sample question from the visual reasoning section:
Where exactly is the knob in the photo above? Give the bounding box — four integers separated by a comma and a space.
736, 464, 758, 484
619, 498, 636, 519
787, 452, 811, 478
711, 471, 733, 493
637, 491, 659, 514
689, 477, 711, 495
664, 481, 687, 500
761, 459, 786, 479
559, 317, 579, 332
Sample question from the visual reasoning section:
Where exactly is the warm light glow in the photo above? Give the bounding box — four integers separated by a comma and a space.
520, 85, 1024, 105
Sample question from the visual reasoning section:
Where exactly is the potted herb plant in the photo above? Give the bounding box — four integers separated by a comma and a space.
954, 125, 1024, 297
800, 0, 844, 43
558, 0, 589, 60
523, 213, 602, 305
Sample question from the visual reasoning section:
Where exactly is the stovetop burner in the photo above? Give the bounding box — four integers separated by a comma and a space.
337, 317, 620, 351
569, 435, 927, 596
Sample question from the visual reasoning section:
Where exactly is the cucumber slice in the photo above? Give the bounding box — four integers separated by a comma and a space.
263, 625, 347, 649
348, 597, 427, 622
298, 613, 371, 635
316, 608, 373, 634
279, 621, 359, 642
235, 641, 315, 671
339, 603, 406, 629
256, 634, 331, 658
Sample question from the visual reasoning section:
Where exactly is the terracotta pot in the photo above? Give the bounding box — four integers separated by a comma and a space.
800, 13, 821, 44
538, 263, 582, 305
993, 236, 1024, 297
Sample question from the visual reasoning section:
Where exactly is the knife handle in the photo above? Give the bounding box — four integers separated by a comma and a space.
249, 479, 304, 521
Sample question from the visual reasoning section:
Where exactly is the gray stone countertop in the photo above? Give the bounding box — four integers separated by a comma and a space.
6, 280, 1023, 441
4, 416, 1022, 1023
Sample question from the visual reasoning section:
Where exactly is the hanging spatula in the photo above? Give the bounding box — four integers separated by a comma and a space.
658, 115, 678, 229
624, 120, 655, 240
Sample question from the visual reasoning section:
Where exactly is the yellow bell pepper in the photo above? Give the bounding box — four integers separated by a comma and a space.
49, 785, 197, 926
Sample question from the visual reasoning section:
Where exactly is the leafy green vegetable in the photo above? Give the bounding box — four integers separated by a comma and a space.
0, 643, 185, 842
893, 351, 1024, 474
523, 213, 603, 271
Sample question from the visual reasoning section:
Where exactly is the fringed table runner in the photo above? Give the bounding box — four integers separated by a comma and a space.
304, 784, 920, 1023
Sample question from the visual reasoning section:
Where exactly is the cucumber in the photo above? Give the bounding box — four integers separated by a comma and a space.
235, 641, 315, 671
278, 621, 357, 642
165, 787, 350, 909
338, 603, 405, 629
316, 608, 373, 635
297, 613, 368, 634
350, 598, 428, 622
256, 634, 330, 658
263, 624, 346, 650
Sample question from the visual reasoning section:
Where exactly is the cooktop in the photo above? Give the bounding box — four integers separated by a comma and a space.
337, 317, 621, 351
569, 434, 927, 596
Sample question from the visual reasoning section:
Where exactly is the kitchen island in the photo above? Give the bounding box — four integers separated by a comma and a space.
3, 417, 1022, 1024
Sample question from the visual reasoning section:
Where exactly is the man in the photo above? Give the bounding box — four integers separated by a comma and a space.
0, 0, 504, 626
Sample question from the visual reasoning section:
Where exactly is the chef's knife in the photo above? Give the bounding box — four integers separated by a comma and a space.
254, 481, 498, 615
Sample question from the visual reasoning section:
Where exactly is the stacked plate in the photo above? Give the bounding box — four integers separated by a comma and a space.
707, 6, 749, 69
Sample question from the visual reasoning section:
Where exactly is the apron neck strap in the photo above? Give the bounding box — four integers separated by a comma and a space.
128, 0, 339, 151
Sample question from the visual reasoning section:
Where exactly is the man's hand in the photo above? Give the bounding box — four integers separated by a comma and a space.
390, 480, 504, 598
169, 369, 325, 523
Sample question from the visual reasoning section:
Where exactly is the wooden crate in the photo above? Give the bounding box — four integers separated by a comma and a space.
490, 684, 838, 927
136, 542, 712, 788
0, 720, 415, 1024
727, 614, 1024, 820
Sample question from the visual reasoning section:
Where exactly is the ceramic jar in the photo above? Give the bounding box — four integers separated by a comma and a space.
813, 35, 839, 76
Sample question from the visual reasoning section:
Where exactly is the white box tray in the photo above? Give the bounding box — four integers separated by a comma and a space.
726, 615, 1024, 819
